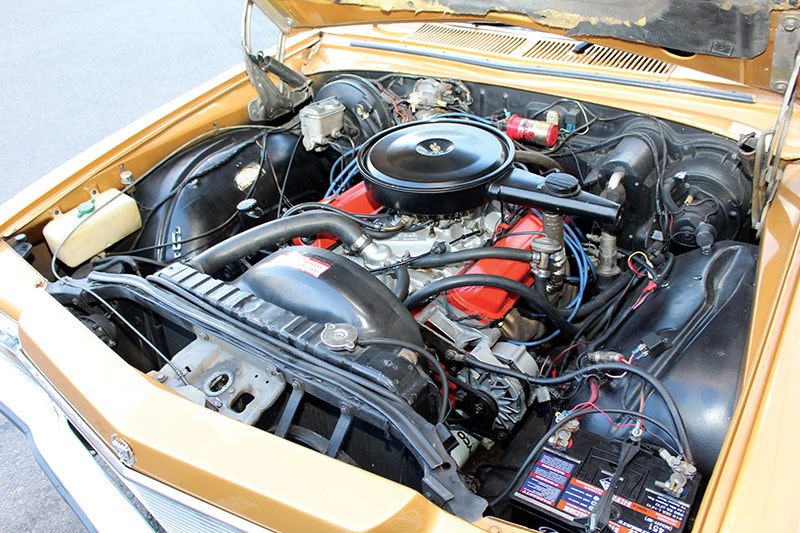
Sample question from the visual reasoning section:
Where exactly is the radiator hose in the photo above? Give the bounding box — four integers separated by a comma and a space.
189, 212, 372, 274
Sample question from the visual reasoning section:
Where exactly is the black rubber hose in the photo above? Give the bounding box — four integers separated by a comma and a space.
362, 226, 405, 240
282, 203, 404, 240
571, 251, 673, 332
92, 256, 141, 275
94, 255, 167, 271
390, 266, 410, 301
410, 247, 534, 269
359, 338, 450, 424
404, 274, 575, 336
488, 407, 686, 508
568, 276, 640, 345
188, 212, 368, 273
514, 150, 563, 172
591, 252, 675, 349
463, 356, 692, 462
661, 176, 683, 213
565, 270, 635, 319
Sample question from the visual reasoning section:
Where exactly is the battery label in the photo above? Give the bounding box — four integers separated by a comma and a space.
557, 478, 603, 517
515, 449, 691, 533
517, 451, 578, 506
551, 478, 685, 532
643, 490, 690, 525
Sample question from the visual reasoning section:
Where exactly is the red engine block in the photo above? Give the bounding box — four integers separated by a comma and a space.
446, 214, 542, 320
310, 182, 542, 321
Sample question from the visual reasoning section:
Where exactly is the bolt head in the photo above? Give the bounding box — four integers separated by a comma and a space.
774, 81, 788, 92
783, 17, 799, 31
120, 170, 134, 186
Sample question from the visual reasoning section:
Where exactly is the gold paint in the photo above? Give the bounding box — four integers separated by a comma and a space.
1, 17, 800, 532
257, 1, 792, 91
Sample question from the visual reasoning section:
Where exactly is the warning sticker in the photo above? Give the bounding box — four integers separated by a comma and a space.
513, 444, 696, 533
557, 478, 602, 518
517, 451, 577, 506
643, 489, 690, 526
270, 252, 331, 278
552, 478, 685, 532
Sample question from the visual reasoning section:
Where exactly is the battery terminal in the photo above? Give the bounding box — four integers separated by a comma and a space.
549, 412, 580, 450
629, 421, 644, 442
655, 448, 697, 497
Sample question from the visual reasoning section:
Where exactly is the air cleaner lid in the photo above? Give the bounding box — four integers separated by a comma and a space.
358, 120, 513, 193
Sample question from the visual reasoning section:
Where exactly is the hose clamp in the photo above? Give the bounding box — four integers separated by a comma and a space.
351, 234, 372, 253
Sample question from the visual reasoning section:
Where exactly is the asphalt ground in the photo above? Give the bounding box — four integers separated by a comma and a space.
0, 1, 276, 529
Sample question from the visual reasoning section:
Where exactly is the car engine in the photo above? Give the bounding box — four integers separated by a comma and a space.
41, 70, 759, 530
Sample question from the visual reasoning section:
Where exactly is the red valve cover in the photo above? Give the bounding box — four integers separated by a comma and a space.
446, 213, 542, 320
309, 181, 542, 321
294, 182, 383, 248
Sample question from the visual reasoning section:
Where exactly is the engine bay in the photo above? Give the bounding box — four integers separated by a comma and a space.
33, 70, 760, 531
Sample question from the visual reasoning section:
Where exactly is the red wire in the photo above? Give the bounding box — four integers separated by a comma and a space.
579, 402, 638, 429
551, 341, 591, 367
628, 258, 646, 277
570, 381, 599, 413
581, 381, 600, 405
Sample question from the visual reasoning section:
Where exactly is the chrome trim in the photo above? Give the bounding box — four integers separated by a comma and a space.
349, 41, 757, 104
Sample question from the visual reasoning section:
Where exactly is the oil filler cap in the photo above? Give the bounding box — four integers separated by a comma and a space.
542, 173, 581, 198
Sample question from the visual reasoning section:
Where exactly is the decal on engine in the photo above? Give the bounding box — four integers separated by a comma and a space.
269, 251, 331, 278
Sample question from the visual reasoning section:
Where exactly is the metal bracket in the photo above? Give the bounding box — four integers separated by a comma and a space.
753, 14, 800, 233
770, 14, 800, 92
325, 408, 354, 457
241, 0, 310, 122
274, 383, 304, 438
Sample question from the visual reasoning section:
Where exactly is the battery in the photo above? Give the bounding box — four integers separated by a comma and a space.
511, 430, 700, 533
